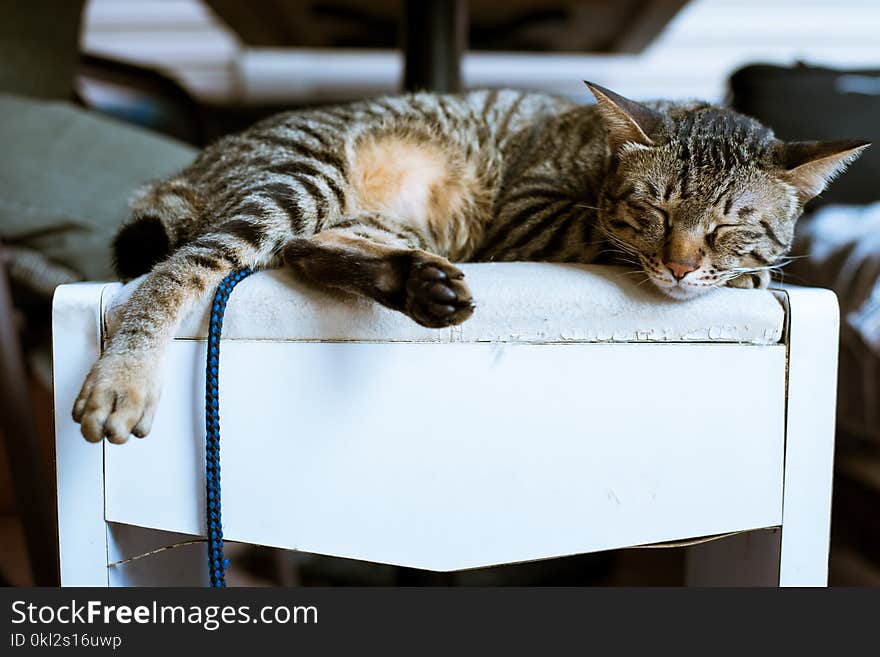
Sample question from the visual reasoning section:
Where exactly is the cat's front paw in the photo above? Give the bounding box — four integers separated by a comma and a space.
725, 270, 770, 290
72, 351, 160, 444
406, 257, 474, 328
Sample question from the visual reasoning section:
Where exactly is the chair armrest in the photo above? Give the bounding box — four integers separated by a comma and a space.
52, 281, 118, 585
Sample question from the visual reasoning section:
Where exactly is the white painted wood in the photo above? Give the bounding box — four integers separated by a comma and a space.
107, 523, 208, 587
52, 283, 115, 586
777, 287, 840, 586
105, 340, 786, 572
685, 287, 839, 587
110, 266, 785, 345
685, 528, 782, 586
55, 276, 839, 585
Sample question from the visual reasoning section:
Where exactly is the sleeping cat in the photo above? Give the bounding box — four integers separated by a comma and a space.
73, 82, 868, 443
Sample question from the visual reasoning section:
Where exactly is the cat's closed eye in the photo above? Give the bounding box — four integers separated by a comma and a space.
616, 201, 668, 233
705, 224, 737, 247
709, 222, 765, 242
644, 203, 670, 228
610, 218, 637, 231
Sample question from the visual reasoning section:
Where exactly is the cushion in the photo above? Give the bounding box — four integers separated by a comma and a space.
0, 93, 195, 283
106, 263, 785, 344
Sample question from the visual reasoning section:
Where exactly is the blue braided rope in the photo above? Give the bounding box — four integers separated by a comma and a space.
205, 267, 254, 587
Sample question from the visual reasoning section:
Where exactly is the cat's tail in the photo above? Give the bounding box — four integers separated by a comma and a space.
112, 178, 205, 280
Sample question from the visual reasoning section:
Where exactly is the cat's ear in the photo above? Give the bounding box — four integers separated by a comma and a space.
584, 81, 661, 151
779, 139, 870, 203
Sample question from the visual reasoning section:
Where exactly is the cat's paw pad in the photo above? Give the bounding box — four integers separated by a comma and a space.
72, 353, 159, 444
725, 270, 770, 290
405, 259, 474, 328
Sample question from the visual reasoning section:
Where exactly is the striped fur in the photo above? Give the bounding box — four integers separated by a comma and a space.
73, 85, 868, 442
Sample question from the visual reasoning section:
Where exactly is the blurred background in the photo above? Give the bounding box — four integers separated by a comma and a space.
2, 0, 879, 586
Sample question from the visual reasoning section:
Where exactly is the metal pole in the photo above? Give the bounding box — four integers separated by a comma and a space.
402, 0, 467, 93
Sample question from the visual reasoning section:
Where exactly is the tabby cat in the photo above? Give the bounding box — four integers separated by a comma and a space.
73, 82, 868, 443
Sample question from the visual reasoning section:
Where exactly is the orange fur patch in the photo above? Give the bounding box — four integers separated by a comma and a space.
349, 134, 473, 251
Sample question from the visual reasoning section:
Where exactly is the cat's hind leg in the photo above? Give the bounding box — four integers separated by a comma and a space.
284, 221, 474, 328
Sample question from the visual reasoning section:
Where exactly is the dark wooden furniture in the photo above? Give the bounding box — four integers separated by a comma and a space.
0, 240, 58, 585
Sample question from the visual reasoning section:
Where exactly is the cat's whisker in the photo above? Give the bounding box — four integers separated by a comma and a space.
730, 263, 788, 274
598, 247, 638, 260
599, 255, 640, 268
731, 258, 796, 271
598, 233, 639, 258
604, 242, 635, 255
770, 270, 810, 285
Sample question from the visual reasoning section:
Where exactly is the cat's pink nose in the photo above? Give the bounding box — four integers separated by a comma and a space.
667, 261, 698, 281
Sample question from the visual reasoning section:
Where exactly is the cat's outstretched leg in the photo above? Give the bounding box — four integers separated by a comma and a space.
284, 229, 474, 328
73, 230, 280, 444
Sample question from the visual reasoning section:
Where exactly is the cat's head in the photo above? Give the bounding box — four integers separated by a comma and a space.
585, 81, 869, 299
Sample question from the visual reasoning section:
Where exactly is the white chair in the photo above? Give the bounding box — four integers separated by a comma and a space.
52, 264, 839, 586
